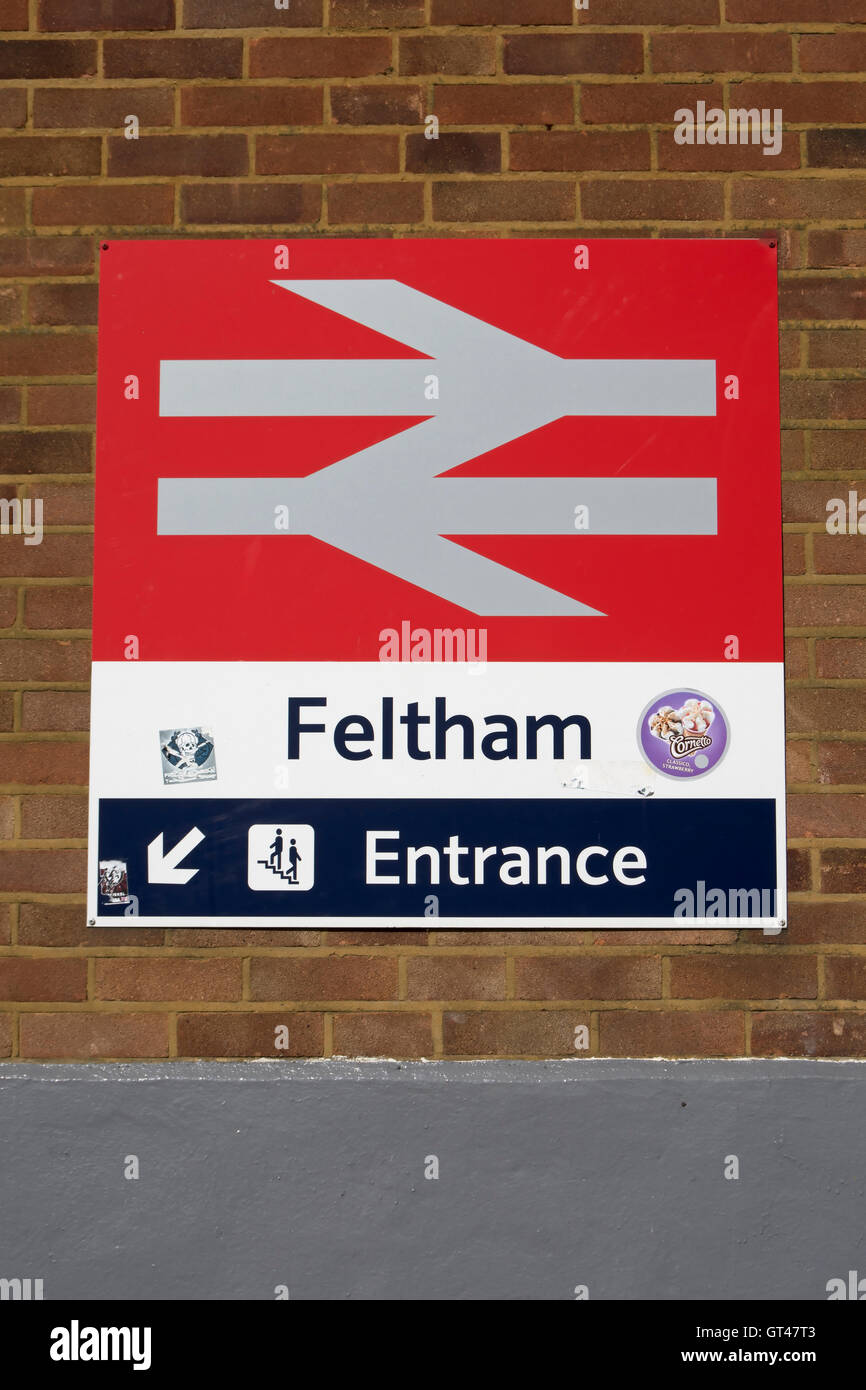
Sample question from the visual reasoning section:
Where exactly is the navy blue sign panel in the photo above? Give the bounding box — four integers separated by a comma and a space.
98, 798, 777, 923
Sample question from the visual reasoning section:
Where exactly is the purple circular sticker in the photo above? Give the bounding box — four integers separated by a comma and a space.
638, 689, 729, 779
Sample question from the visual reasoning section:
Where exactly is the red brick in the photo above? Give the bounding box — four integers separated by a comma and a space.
104, 38, 242, 78
38, 0, 175, 29
406, 956, 506, 1000
0, 741, 88, 786
752, 1010, 866, 1058
671, 955, 817, 999
20, 1012, 170, 1059
511, 131, 650, 172
0, 90, 27, 128
407, 131, 500, 173
818, 741, 866, 784
652, 33, 791, 74
0, 535, 93, 580
256, 132, 398, 175
108, 134, 247, 177
332, 0, 423, 23
0, 334, 95, 377
333, 1011, 432, 1057
184, 0, 322, 23
801, 34, 866, 74
788, 688, 866, 735
0, 189, 25, 229
18, 903, 159, 950
785, 585, 866, 628
515, 955, 661, 1000
582, 178, 723, 221
331, 84, 422, 125
781, 431, 806, 471
28, 385, 97, 425
24, 586, 92, 630
823, 849, 866, 894
401, 35, 495, 76
809, 231, 866, 269
22, 691, 90, 731
0, 0, 27, 28
0, 640, 90, 682
0, 848, 85, 891
0, 904, 10, 945
432, 0, 571, 19
436, 83, 573, 127
814, 535, 866, 576
178, 1011, 324, 1058
733, 179, 866, 222
183, 183, 320, 226
786, 740, 812, 784
784, 479, 862, 523
505, 34, 643, 76
816, 640, 866, 679
250, 956, 397, 1000
783, 532, 805, 575
811, 432, 866, 469
0, 795, 14, 836
0, 286, 22, 325
728, 0, 866, 16
809, 130, 866, 170
0, 958, 86, 1001
809, 330, 866, 368
328, 181, 423, 224
824, 958, 866, 1000
182, 85, 323, 128
787, 900, 866, 944
0, 138, 100, 178
34, 87, 174, 129
34, 183, 176, 226
658, 130, 800, 171
434, 180, 574, 222
95, 959, 242, 1001
442, 1009, 589, 1056
0, 1014, 10, 1057
28, 283, 99, 326
0, 386, 21, 421
599, 1009, 744, 1057
732, 81, 866, 126
250, 36, 391, 78
0, 237, 94, 276
0, 694, 15, 730
0, 431, 92, 474
782, 279, 866, 322
20, 793, 87, 838
783, 380, 866, 421
582, 81, 723, 124
0, 41, 97, 78
579, 0, 719, 15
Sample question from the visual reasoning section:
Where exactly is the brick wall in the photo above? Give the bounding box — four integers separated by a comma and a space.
0, 0, 864, 1062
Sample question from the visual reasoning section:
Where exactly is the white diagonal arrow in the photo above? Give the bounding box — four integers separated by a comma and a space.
158, 279, 718, 617
147, 826, 205, 885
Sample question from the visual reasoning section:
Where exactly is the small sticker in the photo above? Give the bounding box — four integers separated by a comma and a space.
160, 727, 217, 784
98, 859, 131, 905
638, 690, 729, 779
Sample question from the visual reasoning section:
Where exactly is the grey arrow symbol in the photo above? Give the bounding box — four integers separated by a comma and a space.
158, 279, 718, 617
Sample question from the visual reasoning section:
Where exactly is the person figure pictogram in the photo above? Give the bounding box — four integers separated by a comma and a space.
269, 829, 284, 872
287, 837, 302, 884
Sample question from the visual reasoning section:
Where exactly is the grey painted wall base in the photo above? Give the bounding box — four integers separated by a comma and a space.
1, 1060, 864, 1301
